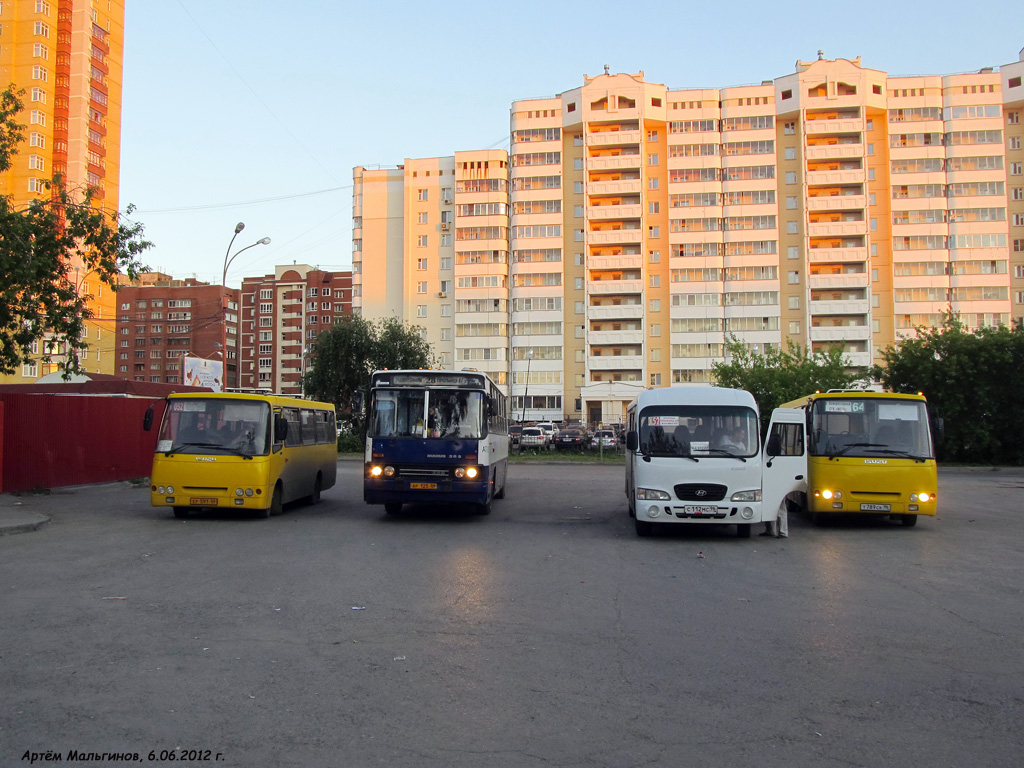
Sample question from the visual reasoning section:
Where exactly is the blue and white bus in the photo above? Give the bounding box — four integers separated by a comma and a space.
364, 369, 509, 515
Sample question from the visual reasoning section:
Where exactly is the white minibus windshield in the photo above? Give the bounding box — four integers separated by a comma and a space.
637, 405, 759, 458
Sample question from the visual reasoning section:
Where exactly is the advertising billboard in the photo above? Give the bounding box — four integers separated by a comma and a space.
182, 356, 223, 392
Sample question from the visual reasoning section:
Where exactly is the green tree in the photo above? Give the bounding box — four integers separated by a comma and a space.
711, 336, 861, 432
0, 85, 150, 375
303, 315, 436, 430
873, 312, 1024, 464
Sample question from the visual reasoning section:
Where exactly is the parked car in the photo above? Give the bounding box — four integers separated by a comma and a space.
555, 427, 587, 450
508, 425, 523, 447
520, 426, 548, 450
536, 422, 558, 446
591, 429, 618, 449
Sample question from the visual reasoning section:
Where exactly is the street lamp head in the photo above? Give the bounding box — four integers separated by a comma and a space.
234, 222, 245, 234
257, 237, 271, 245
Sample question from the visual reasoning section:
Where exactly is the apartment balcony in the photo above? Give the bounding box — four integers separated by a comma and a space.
588, 253, 643, 270
587, 229, 643, 246
809, 325, 871, 342
807, 246, 869, 263
588, 354, 644, 371
587, 179, 642, 197
807, 221, 866, 238
587, 203, 643, 221
806, 169, 865, 186
588, 154, 642, 172
587, 129, 642, 147
809, 299, 870, 315
589, 329, 645, 346
588, 279, 644, 295
804, 118, 864, 135
842, 351, 872, 367
805, 143, 865, 161
808, 273, 870, 290
588, 304, 644, 320
806, 195, 867, 212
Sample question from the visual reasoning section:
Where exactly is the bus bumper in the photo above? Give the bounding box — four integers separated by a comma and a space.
634, 502, 766, 525
150, 487, 271, 512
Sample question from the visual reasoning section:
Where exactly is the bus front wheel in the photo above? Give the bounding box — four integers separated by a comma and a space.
261, 485, 282, 518
736, 523, 752, 538
900, 514, 918, 527
384, 502, 402, 515
635, 518, 654, 537
476, 501, 492, 516
172, 506, 189, 519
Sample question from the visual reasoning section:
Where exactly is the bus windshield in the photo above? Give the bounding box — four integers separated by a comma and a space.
637, 405, 759, 458
809, 398, 933, 459
157, 398, 271, 456
371, 389, 484, 439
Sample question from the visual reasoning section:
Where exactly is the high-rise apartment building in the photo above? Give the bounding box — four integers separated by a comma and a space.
0, 0, 125, 381
239, 265, 353, 394
354, 51, 1024, 426
115, 277, 238, 386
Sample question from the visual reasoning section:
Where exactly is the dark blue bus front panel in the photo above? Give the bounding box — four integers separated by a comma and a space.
364, 437, 493, 506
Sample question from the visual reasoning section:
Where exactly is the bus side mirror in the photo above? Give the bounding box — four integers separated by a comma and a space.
625, 431, 639, 451
275, 414, 288, 442
143, 405, 154, 432
766, 434, 781, 457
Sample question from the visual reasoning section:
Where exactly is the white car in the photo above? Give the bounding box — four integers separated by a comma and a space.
520, 426, 548, 449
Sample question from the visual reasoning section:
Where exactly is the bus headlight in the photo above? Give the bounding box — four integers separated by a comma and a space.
740, 507, 754, 520
730, 489, 761, 502
911, 492, 932, 503
637, 488, 670, 500
157, 486, 165, 494
370, 466, 383, 477
236, 488, 244, 497
383, 466, 395, 477
455, 468, 465, 478
166, 486, 174, 495
646, 505, 662, 518
245, 488, 254, 497
819, 489, 842, 500
465, 467, 479, 479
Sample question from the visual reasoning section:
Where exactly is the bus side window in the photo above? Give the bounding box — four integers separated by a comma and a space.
300, 409, 317, 445
284, 408, 302, 447
769, 422, 804, 456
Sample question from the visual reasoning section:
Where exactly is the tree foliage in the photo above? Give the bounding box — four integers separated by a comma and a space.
303, 315, 436, 429
0, 85, 151, 376
872, 312, 1024, 465
711, 336, 861, 432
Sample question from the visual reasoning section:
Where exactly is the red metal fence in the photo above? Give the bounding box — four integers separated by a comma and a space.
0, 394, 167, 494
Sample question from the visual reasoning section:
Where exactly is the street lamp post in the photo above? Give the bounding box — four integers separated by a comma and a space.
221, 222, 270, 390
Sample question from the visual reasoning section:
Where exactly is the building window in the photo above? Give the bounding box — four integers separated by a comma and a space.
417, 189, 428, 201
417, 212, 428, 224
788, 321, 801, 334
785, 171, 797, 184
786, 196, 797, 209
1010, 163, 1023, 176
416, 282, 427, 294
648, 153, 659, 166
416, 305, 427, 318
417, 235, 428, 247
784, 147, 796, 160
788, 271, 800, 284
417, 258, 428, 271
788, 246, 799, 260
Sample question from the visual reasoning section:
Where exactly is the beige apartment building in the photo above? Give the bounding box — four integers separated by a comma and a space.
353, 51, 1024, 426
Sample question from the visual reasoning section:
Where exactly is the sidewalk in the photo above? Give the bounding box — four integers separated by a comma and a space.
0, 496, 50, 535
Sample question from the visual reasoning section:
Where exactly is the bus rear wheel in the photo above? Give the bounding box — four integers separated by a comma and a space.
305, 475, 322, 505
900, 514, 918, 527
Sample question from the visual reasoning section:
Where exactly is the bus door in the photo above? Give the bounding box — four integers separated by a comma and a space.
762, 408, 807, 521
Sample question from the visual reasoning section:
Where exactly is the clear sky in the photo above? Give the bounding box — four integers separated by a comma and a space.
119, 0, 1023, 288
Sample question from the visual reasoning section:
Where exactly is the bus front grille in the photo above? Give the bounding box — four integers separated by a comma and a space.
400, 468, 450, 478
673, 483, 727, 501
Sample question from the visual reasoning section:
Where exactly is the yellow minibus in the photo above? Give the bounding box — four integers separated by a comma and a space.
783, 390, 937, 526
145, 391, 337, 518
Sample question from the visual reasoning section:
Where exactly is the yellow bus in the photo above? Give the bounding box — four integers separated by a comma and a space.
145, 391, 337, 518
782, 390, 937, 527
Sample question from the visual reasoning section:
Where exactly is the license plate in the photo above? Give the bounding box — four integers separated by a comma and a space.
861, 503, 891, 512
410, 482, 438, 490
684, 505, 718, 515
189, 497, 218, 506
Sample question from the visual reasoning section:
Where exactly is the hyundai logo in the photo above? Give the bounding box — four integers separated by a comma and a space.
695, 489, 707, 497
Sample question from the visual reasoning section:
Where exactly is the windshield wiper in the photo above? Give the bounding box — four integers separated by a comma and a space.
828, 442, 884, 460
166, 442, 253, 459
866, 448, 929, 463
702, 448, 747, 462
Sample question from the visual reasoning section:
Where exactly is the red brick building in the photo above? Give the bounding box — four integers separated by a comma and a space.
114, 275, 240, 387
239, 265, 353, 394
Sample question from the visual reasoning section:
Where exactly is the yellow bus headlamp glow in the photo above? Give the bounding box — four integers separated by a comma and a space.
911, 492, 932, 503
820, 489, 842, 500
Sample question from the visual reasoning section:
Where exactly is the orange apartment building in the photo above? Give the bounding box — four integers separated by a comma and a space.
0, 0, 124, 382
353, 51, 1024, 426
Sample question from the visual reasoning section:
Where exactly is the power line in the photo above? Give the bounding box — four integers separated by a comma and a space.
137, 185, 351, 214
